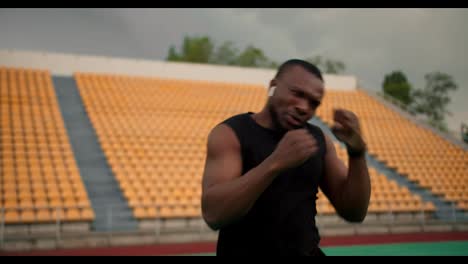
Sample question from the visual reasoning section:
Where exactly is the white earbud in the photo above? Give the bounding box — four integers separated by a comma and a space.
268, 86, 276, 97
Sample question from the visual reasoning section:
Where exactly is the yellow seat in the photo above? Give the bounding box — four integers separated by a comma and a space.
19, 197, 34, 208
423, 202, 436, 212
64, 196, 77, 206
20, 210, 36, 223
34, 197, 49, 208
133, 207, 147, 219
185, 205, 200, 218
71, 72, 468, 220
159, 206, 175, 218
36, 209, 53, 223
65, 209, 81, 222
146, 207, 157, 218
49, 197, 63, 208
5, 210, 20, 224
80, 208, 95, 221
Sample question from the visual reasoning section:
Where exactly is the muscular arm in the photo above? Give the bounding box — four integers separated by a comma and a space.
319, 134, 371, 222
201, 124, 280, 230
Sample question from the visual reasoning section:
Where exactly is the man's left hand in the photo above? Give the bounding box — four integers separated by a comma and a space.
331, 108, 366, 153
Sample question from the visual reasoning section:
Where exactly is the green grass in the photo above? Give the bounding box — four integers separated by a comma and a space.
322, 241, 468, 256
180, 241, 468, 256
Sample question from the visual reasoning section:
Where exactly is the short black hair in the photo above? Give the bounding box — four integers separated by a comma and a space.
275, 59, 323, 82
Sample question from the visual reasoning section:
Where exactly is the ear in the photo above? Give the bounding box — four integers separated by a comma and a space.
268, 79, 277, 97
268, 86, 276, 97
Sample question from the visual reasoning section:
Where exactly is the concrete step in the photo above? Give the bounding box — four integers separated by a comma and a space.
310, 117, 458, 222
53, 76, 138, 232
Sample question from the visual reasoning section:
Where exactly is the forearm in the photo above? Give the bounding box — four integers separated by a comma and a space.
339, 155, 371, 222
202, 158, 279, 230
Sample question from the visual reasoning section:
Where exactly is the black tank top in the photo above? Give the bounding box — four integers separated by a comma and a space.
216, 112, 327, 256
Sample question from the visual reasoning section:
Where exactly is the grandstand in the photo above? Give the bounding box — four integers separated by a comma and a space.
0, 50, 467, 251
0, 67, 94, 226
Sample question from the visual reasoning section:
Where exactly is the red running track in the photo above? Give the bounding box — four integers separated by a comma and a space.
2, 232, 468, 256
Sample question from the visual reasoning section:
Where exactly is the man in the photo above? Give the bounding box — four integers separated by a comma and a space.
201, 59, 371, 256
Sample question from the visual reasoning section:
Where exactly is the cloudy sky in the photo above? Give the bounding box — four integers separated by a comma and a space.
1, 8, 467, 132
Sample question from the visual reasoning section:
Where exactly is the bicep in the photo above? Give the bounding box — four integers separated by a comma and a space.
202, 124, 243, 192
319, 134, 348, 207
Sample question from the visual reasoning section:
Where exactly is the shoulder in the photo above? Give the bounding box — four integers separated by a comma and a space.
221, 112, 252, 128
305, 122, 326, 142
305, 122, 322, 133
206, 123, 241, 159
215, 112, 253, 145
305, 122, 328, 156
207, 114, 249, 156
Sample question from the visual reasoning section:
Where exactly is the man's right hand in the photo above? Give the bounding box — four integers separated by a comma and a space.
267, 129, 319, 172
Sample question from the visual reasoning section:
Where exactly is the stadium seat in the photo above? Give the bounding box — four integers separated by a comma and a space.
4, 210, 21, 224
36, 209, 53, 223
20, 209, 36, 223
316, 89, 467, 211
74, 73, 266, 220
0, 68, 94, 225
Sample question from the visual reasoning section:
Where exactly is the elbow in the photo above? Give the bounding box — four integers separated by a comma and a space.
340, 207, 368, 223
206, 221, 222, 231
201, 194, 222, 231
202, 211, 222, 231
201, 190, 245, 231
345, 213, 366, 223
342, 194, 370, 223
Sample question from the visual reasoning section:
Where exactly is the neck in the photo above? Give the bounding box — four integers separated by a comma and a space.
252, 106, 284, 133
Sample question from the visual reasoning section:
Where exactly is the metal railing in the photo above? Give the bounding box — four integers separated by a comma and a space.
1, 200, 467, 245
0, 204, 90, 246
0, 204, 205, 244
315, 198, 468, 226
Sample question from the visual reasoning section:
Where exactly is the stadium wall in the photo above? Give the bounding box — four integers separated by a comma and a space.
0, 49, 357, 90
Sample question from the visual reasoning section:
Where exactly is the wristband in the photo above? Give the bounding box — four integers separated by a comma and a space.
346, 144, 366, 158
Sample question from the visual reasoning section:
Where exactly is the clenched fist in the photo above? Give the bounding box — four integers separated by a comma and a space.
268, 129, 319, 172
331, 108, 366, 153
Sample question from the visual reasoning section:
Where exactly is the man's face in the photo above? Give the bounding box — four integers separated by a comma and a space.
268, 65, 325, 131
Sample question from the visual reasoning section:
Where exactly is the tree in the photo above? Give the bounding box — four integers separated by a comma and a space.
461, 123, 468, 143
235, 45, 276, 68
382, 71, 413, 105
166, 35, 278, 69
166, 36, 214, 64
211, 41, 239, 66
411, 72, 458, 132
167, 45, 180, 61
306, 55, 346, 74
